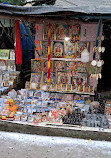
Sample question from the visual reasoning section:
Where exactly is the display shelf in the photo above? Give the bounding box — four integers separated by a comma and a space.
39, 57, 81, 61
43, 90, 95, 95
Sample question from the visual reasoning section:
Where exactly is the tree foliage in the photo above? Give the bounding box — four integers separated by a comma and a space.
0, 0, 25, 5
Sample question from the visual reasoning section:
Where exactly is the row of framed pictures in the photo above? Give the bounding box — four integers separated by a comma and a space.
35, 41, 89, 58
31, 59, 88, 73
25, 82, 94, 93
0, 49, 15, 60
43, 23, 80, 41
30, 72, 87, 86
0, 81, 14, 88
0, 59, 16, 71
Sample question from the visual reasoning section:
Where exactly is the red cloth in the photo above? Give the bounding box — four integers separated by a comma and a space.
15, 20, 22, 65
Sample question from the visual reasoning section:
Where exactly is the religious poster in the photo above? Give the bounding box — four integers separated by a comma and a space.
52, 41, 64, 58
31, 59, 42, 73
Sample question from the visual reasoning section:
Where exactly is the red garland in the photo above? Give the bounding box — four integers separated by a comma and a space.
15, 20, 22, 65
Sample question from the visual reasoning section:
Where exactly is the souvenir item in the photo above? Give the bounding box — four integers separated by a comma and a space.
36, 83, 41, 90
78, 85, 84, 92
84, 86, 89, 92
0, 49, 9, 60
52, 41, 64, 58
34, 113, 42, 123
76, 42, 88, 58
41, 114, 47, 122
72, 73, 87, 86
64, 42, 76, 58
42, 101, 47, 108
54, 60, 65, 71
65, 61, 77, 72
65, 94, 73, 101
43, 23, 55, 40
31, 73, 42, 83
0, 60, 7, 70
4, 81, 10, 87
25, 81, 30, 89
43, 72, 56, 84
10, 50, 15, 60
74, 95, 81, 100
56, 24, 67, 40
46, 84, 51, 91
31, 59, 42, 73
41, 84, 47, 90
66, 84, 72, 91
57, 84, 62, 91
42, 60, 53, 72
57, 93, 65, 101
0, 74, 2, 81
69, 24, 80, 41
89, 86, 94, 93
34, 92, 41, 98
50, 93, 56, 100
62, 84, 66, 91
72, 86, 78, 92
0, 81, 4, 87
3, 72, 10, 81
51, 84, 57, 91
41, 41, 49, 58
59, 103, 65, 109
30, 83, 36, 89
9, 81, 13, 86
77, 62, 87, 72
57, 72, 71, 84
66, 104, 73, 112
7, 60, 16, 71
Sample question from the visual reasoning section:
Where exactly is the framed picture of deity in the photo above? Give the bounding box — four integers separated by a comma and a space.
54, 60, 65, 71
66, 84, 72, 91
76, 42, 88, 58
72, 73, 87, 86
62, 84, 67, 92
7, 60, 16, 71
46, 84, 51, 91
0, 49, 9, 60
41, 41, 49, 58
10, 49, 15, 60
89, 86, 94, 93
42, 60, 53, 72
65, 94, 73, 101
65, 61, 77, 72
43, 72, 56, 84
25, 81, 30, 89
69, 24, 80, 41
57, 72, 71, 84
51, 84, 57, 91
57, 84, 62, 91
31, 59, 42, 73
72, 86, 78, 92
84, 86, 89, 93
78, 85, 84, 92
4, 81, 10, 87
30, 82, 36, 89
0, 60, 7, 70
77, 62, 88, 72
55, 24, 68, 40
31, 73, 42, 83
43, 23, 55, 40
36, 83, 41, 90
57, 93, 65, 101
52, 41, 64, 58
41, 84, 47, 91
64, 42, 76, 58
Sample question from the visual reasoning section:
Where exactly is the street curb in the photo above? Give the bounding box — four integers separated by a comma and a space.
0, 121, 111, 141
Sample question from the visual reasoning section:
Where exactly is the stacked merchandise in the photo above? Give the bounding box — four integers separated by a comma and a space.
0, 89, 109, 129
104, 100, 111, 129
0, 49, 20, 94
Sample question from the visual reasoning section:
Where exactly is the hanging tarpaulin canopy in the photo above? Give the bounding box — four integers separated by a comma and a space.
15, 20, 22, 65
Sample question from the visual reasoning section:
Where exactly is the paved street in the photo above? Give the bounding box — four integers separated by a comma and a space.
0, 131, 111, 158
